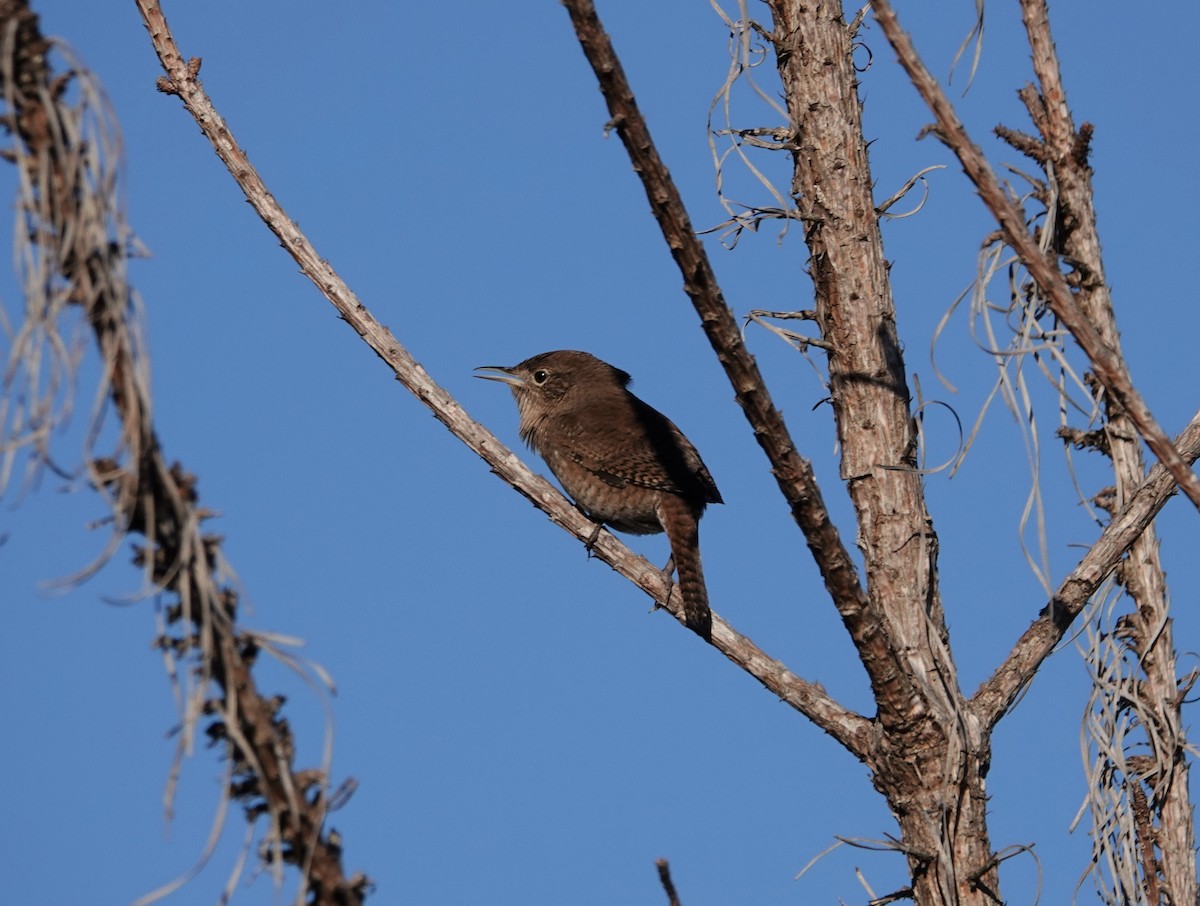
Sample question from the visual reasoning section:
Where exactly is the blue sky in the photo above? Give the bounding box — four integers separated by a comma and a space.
2, 2, 1197, 904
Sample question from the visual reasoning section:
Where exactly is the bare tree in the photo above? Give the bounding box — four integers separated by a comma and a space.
3, 0, 1195, 904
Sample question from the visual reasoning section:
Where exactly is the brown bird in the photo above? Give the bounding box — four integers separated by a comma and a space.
476, 350, 722, 638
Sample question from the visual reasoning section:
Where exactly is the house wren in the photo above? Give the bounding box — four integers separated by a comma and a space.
476, 350, 722, 638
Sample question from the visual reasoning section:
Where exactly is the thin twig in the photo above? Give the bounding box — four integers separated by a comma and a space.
655, 858, 682, 906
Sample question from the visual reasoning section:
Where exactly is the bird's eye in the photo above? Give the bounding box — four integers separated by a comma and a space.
532, 370, 549, 385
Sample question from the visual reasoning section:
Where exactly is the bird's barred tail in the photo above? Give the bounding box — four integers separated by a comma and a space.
658, 495, 713, 640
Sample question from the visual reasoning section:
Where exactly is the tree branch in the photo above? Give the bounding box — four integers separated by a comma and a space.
559, 0, 904, 732
1010, 2, 1195, 899
762, 0, 958, 743
972, 411, 1200, 729
133, 0, 871, 755
559, 0, 868, 612
870, 0, 1200, 512
655, 858, 682, 906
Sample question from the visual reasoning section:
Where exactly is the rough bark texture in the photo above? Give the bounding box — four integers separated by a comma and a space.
1010, 1, 1195, 900
561, 0, 877, 645
765, 3, 995, 902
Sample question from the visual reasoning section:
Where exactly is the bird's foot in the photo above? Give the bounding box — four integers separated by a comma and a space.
648, 554, 677, 613
581, 515, 605, 558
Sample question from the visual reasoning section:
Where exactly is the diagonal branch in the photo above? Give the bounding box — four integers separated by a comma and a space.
1015, 2, 1197, 897
132, 0, 871, 755
559, 0, 910, 725
870, 0, 1200, 512
972, 411, 1200, 730
760, 0, 955, 739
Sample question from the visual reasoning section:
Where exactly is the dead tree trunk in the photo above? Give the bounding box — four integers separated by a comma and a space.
763, 3, 999, 901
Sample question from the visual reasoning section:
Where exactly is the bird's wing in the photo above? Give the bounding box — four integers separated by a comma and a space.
553, 396, 722, 504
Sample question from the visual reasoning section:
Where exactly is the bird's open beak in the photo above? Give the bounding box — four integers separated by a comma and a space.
473, 365, 525, 387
